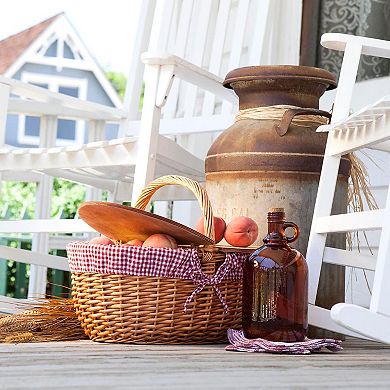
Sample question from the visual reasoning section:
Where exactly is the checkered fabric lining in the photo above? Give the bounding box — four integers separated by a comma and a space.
66, 241, 244, 280
66, 241, 246, 313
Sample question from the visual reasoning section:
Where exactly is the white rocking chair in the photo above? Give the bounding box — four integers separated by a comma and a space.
307, 33, 390, 343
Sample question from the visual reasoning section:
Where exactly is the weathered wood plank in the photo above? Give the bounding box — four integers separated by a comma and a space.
0, 339, 389, 389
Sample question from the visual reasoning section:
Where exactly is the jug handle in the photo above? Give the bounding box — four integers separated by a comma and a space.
283, 222, 300, 243
274, 108, 332, 137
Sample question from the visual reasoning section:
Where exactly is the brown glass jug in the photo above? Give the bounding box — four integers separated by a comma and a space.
242, 208, 308, 342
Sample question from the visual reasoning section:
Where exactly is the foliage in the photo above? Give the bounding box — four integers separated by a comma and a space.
0, 182, 36, 219
51, 179, 86, 219
0, 179, 86, 220
0, 179, 86, 298
106, 71, 145, 109
106, 71, 127, 100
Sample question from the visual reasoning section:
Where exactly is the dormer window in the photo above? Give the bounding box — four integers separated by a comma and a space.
37, 34, 82, 61
44, 40, 57, 57
63, 41, 75, 59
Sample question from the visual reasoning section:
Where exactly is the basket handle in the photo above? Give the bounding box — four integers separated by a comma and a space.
134, 175, 215, 242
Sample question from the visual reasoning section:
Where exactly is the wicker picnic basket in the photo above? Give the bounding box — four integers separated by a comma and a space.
68, 176, 247, 344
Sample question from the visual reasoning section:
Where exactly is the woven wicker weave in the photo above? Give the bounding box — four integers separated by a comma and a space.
71, 176, 245, 344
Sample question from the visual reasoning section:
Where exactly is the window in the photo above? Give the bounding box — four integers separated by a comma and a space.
18, 73, 87, 146
37, 34, 82, 61
63, 42, 75, 59
23, 82, 48, 139
44, 41, 58, 57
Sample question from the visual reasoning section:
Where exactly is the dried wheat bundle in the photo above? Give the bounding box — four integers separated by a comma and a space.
0, 298, 86, 343
346, 152, 378, 295
347, 153, 378, 250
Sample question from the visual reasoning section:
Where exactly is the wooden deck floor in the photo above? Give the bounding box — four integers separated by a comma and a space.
0, 338, 389, 389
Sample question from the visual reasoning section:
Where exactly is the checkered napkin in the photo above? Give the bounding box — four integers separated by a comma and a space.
66, 241, 246, 313
226, 329, 343, 354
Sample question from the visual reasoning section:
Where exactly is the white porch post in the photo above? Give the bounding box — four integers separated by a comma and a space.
86, 119, 105, 201
0, 83, 11, 298
28, 115, 57, 298
0, 82, 11, 202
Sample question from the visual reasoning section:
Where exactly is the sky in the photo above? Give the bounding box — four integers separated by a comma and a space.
0, 0, 142, 74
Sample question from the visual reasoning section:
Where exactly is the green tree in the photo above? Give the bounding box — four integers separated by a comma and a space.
0, 182, 36, 219
51, 179, 87, 218
106, 71, 145, 109
0, 179, 86, 220
106, 71, 127, 100
0, 179, 87, 298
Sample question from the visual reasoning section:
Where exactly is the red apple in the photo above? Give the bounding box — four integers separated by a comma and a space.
142, 234, 178, 249
123, 239, 144, 246
224, 216, 258, 247
89, 236, 112, 245
195, 216, 226, 243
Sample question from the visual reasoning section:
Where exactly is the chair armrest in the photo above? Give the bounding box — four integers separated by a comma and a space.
321, 33, 390, 59
141, 52, 237, 104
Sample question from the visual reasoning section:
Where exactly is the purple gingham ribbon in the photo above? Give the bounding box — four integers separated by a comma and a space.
184, 251, 239, 314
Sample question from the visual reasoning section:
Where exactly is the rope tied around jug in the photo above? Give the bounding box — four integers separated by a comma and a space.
235, 105, 331, 136
235, 105, 329, 126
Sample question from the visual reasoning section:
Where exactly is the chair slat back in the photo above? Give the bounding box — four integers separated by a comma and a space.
148, 0, 275, 121
148, 0, 175, 52
219, 0, 251, 115
126, 0, 302, 124
201, 0, 232, 116
248, 0, 271, 65
161, 0, 195, 119
182, 0, 214, 118
123, 0, 157, 123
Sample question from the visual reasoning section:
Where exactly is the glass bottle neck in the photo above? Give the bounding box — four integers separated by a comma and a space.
263, 211, 288, 246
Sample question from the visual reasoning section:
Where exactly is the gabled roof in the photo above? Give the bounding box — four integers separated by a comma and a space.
0, 14, 61, 74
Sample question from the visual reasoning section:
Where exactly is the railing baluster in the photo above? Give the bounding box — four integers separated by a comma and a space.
28, 115, 57, 299
0, 238, 7, 297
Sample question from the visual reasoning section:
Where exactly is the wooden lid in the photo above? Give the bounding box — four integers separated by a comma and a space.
78, 201, 214, 245
223, 65, 336, 90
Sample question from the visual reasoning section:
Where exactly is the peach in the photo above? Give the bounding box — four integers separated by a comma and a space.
224, 216, 258, 247
89, 236, 112, 245
142, 234, 178, 249
195, 216, 226, 243
123, 239, 144, 246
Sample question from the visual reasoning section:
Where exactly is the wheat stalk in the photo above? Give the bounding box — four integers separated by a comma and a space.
4, 332, 34, 344
0, 298, 87, 343
346, 152, 378, 297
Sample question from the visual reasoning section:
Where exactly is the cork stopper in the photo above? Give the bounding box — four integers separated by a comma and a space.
267, 207, 286, 223
269, 207, 285, 213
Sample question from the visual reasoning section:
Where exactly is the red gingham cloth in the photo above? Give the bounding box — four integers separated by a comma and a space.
66, 242, 246, 313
